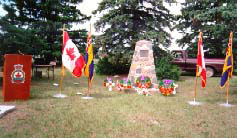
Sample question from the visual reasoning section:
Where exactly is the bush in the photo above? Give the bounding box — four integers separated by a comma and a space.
155, 55, 181, 81
96, 56, 130, 75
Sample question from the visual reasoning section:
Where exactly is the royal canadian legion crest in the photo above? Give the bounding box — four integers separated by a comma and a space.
11, 64, 25, 84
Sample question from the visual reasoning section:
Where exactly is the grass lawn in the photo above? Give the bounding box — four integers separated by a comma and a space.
1, 68, 237, 138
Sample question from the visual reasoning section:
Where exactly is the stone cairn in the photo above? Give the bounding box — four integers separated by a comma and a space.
128, 40, 158, 88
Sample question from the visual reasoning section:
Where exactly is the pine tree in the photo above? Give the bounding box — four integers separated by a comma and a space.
0, 0, 89, 63
93, 0, 174, 64
176, 1, 237, 60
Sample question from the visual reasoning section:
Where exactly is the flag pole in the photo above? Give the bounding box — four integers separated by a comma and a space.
220, 32, 233, 107
226, 32, 233, 105
59, 24, 66, 95
194, 65, 198, 102
55, 24, 67, 98
194, 32, 202, 102
226, 78, 230, 104
189, 32, 202, 105
53, 24, 67, 98
87, 78, 90, 97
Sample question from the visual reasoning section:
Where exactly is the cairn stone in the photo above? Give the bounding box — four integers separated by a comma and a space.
128, 40, 158, 88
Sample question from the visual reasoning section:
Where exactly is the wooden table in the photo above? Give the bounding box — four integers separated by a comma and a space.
33, 65, 55, 80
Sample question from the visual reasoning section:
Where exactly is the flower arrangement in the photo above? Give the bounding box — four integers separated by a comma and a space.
136, 75, 152, 88
159, 79, 175, 96
104, 77, 115, 91
104, 77, 113, 86
116, 78, 132, 91
121, 78, 132, 89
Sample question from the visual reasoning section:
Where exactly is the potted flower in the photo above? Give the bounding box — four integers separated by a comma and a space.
104, 77, 115, 91
118, 78, 132, 89
103, 79, 107, 87
119, 80, 124, 87
127, 80, 132, 88
159, 79, 176, 96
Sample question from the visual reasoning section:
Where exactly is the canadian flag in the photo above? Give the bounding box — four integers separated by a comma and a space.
62, 31, 85, 77
197, 32, 206, 88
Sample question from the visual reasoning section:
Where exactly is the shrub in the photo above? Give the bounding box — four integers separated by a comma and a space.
95, 56, 130, 75
155, 55, 181, 81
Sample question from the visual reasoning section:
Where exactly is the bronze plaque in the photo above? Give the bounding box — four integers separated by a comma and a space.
140, 50, 148, 57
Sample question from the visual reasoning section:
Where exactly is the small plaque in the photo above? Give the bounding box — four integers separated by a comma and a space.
140, 50, 148, 57
136, 68, 142, 74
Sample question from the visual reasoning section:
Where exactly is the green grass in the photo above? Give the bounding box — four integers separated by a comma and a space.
1, 68, 237, 137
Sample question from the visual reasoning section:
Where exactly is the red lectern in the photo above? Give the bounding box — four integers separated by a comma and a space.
2, 54, 32, 102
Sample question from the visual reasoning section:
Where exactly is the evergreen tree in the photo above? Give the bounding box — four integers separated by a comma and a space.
176, 1, 237, 61
93, 0, 174, 64
0, 0, 89, 63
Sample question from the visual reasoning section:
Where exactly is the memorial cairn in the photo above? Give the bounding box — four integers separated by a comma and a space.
128, 40, 158, 96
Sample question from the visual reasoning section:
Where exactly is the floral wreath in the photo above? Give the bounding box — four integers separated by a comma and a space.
136, 75, 152, 88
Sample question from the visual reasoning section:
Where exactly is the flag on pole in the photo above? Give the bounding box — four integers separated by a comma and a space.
220, 32, 233, 88
196, 32, 206, 88
62, 31, 85, 77
84, 31, 94, 82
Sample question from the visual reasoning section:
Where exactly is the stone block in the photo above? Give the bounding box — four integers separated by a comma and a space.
128, 40, 157, 85
0, 105, 16, 118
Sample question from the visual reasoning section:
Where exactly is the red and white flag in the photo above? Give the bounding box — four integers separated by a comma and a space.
62, 31, 85, 77
197, 32, 206, 88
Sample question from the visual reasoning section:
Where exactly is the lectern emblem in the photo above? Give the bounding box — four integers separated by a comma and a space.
11, 64, 25, 84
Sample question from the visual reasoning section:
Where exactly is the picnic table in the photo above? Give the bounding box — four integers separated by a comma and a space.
32, 61, 56, 80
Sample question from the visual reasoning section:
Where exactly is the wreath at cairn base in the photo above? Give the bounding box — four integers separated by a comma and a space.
135, 75, 152, 96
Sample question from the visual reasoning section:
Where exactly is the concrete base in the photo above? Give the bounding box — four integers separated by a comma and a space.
53, 83, 59, 86
219, 103, 234, 107
76, 92, 83, 95
53, 93, 67, 98
81, 96, 94, 100
188, 100, 202, 106
0, 105, 16, 118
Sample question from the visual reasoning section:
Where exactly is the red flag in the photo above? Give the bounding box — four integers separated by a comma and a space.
197, 32, 206, 88
62, 31, 85, 77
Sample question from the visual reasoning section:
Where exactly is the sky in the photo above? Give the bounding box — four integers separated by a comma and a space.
73, 0, 103, 33
0, 5, 7, 17
0, 0, 185, 50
